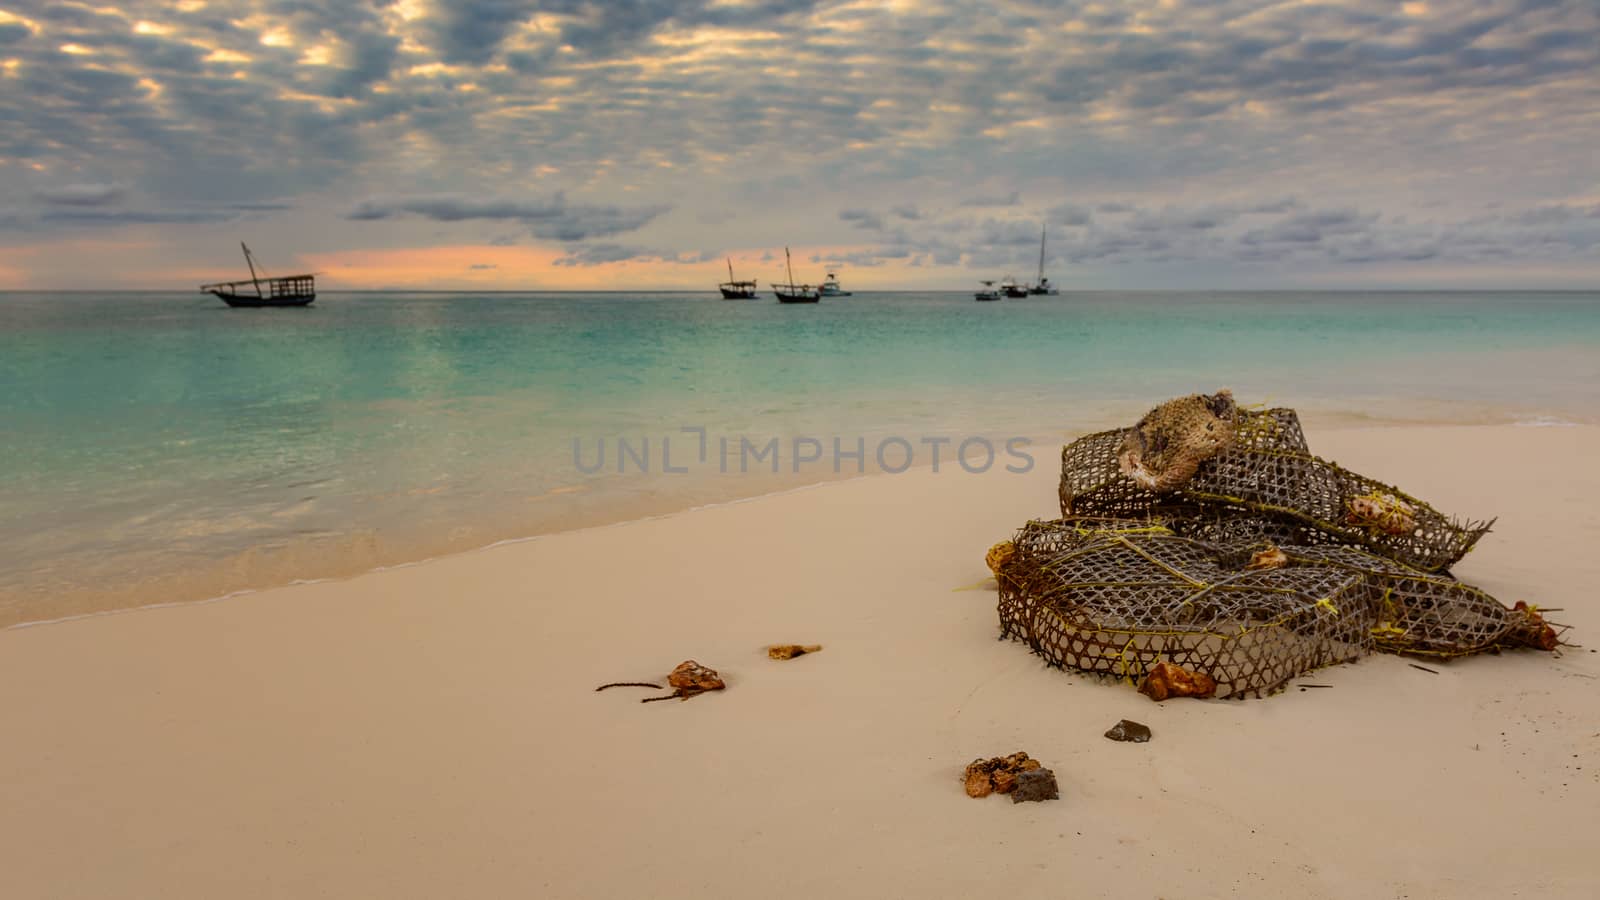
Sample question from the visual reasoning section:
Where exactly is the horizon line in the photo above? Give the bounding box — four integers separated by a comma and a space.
2, 287, 1596, 295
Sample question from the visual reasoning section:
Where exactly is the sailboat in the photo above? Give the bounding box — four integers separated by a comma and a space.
200, 243, 316, 307
1028, 224, 1060, 295
998, 275, 1029, 298
718, 258, 758, 299
974, 280, 1002, 302
771, 247, 820, 303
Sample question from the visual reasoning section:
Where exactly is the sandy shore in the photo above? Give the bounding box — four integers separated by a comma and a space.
2, 424, 1597, 899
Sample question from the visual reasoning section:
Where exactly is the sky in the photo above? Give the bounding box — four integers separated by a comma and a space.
0, 0, 1596, 290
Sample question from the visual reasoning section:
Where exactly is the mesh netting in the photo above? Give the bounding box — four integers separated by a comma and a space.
1059, 407, 1494, 573
995, 518, 1558, 699
995, 396, 1562, 698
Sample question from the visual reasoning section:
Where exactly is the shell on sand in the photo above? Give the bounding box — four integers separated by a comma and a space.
667, 660, 725, 697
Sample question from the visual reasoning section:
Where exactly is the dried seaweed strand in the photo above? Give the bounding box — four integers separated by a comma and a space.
595, 681, 662, 692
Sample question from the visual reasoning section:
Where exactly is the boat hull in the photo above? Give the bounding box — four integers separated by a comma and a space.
212, 291, 315, 307
720, 288, 758, 299
772, 281, 820, 303
975, 293, 1001, 301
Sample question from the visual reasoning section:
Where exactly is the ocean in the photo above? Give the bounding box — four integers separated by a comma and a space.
3, 289, 1598, 626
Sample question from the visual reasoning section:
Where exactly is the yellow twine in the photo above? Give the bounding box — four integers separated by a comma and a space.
1116, 636, 1138, 685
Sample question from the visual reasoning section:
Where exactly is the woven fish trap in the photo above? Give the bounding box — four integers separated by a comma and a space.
1059, 408, 1307, 520
994, 519, 1561, 698
1059, 407, 1493, 573
998, 519, 1370, 697
1275, 545, 1558, 657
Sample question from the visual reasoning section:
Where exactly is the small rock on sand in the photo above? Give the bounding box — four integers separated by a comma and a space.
1104, 719, 1152, 742
1010, 768, 1060, 803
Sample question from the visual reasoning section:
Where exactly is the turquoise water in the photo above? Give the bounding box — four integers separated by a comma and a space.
3, 290, 1599, 625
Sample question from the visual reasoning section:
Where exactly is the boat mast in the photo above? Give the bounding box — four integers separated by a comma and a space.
241, 242, 262, 297
1037, 225, 1046, 284
785, 246, 795, 286
727, 257, 736, 283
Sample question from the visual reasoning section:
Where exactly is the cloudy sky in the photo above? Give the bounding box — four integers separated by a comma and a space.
1, 0, 1596, 290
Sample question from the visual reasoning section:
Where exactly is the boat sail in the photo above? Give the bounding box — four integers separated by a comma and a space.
719, 258, 759, 299
772, 247, 820, 303
200, 243, 316, 307
1028, 224, 1059, 295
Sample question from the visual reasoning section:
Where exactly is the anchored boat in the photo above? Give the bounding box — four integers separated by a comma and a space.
772, 247, 820, 303
201, 243, 315, 307
818, 272, 852, 297
718, 258, 759, 299
1028, 224, 1060, 295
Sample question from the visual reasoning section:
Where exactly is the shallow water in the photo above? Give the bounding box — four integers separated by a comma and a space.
3, 289, 1598, 625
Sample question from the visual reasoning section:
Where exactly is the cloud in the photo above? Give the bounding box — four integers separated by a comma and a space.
815, 250, 889, 267
674, 249, 721, 264
1246, 198, 1302, 215
1131, 206, 1238, 232
0, 23, 33, 45
43, 209, 237, 226
1048, 203, 1092, 226
809, 193, 1600, 274
960, 191, 1021, 208
468, 263, 497, 270
225, 202, 294, 212
1512, 202, 1600, 226
974, 217, 1041, 247
0, 207, 239, 230
552, 243, 658, 266
0, 0, 1596, 285
425, 0, 823, 66
349, 195, 562, 222
426, 0, 535, 66
1241, 209, 1378, 245
1329, 240, 1442, 264
347, 193, 670, 240
33, 183, 125, 206
529, 206, 671, 242
324, 30, 401, 99
839, 208, 884, 231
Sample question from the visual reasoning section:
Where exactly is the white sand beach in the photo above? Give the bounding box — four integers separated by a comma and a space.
2, 423, 1597, 899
